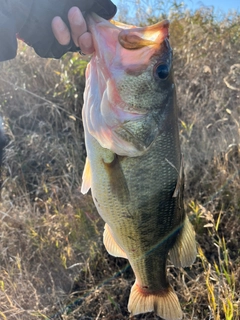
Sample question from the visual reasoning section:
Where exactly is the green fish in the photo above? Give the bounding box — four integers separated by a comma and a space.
81, 14, 197, 320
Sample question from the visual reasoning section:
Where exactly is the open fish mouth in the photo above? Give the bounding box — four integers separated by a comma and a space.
88, 13, 169, 50
118, 20, 169, 50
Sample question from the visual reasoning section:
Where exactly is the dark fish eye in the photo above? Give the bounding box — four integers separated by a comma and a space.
155, 64, 169, 80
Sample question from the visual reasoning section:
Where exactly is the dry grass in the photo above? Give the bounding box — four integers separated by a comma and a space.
0, 6, 240, 320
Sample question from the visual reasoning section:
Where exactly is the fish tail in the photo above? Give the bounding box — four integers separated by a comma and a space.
128, 282, 182, 320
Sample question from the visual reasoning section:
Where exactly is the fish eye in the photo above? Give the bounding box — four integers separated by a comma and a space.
155, 64, 169, 80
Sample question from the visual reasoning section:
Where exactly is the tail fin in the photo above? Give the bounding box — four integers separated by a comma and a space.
128, 281, 182, 320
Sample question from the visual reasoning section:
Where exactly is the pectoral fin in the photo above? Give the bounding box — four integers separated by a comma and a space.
103, 224, 128, 259
169, 216, 197, 268
103, 153, 130, 205
81, 157, 91, 194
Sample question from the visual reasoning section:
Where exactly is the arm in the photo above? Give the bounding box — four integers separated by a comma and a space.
0, 0, 117, 61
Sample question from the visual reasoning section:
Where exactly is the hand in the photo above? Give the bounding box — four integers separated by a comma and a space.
52, 7, 94, 55
15, 0, 117, 59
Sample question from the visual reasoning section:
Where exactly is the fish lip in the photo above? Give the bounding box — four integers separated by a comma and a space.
118, 19, 170, 50
87, 14, 170, 51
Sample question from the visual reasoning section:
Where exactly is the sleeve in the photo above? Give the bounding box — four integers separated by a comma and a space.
0, 13, 17, 61
0, 1, 20, 61
0, 0, 117, 61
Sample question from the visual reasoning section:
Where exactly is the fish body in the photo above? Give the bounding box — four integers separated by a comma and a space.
81, 14, 196, 320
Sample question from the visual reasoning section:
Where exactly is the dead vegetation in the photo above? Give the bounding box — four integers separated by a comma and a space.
0, 4, 240, 320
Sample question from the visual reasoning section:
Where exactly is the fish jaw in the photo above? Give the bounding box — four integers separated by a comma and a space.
118, 19, 169, 50
83, 14, 171, 156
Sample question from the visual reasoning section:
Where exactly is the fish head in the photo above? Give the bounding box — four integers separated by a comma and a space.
84, 15, 175, 156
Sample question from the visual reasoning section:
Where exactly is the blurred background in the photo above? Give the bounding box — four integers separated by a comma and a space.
114, 0, 239, 22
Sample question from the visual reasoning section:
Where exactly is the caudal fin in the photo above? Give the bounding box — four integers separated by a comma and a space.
128, 282, 182, 320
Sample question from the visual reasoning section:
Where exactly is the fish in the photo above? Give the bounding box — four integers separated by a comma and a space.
81, 14, 197, 320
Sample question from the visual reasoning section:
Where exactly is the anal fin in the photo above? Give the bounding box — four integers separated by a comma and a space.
169, 215, 197, 268
103, 224, 127, 259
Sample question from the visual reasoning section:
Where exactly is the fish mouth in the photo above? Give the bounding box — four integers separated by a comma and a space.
87, 14, 169, 51
118, 20, 169, 50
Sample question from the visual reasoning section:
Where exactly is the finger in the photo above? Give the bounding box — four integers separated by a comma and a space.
78, 32, 94, 55
68, 7, 87, 47
52, 16, 71, 46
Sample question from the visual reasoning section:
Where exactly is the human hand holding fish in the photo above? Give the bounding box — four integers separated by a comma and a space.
52, 6, 95, 55
81, 14, 197, 320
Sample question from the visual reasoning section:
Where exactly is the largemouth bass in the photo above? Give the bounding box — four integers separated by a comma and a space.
81, 14, 197, 320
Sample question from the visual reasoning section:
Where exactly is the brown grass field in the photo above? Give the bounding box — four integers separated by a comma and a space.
0, 4, 239, 320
